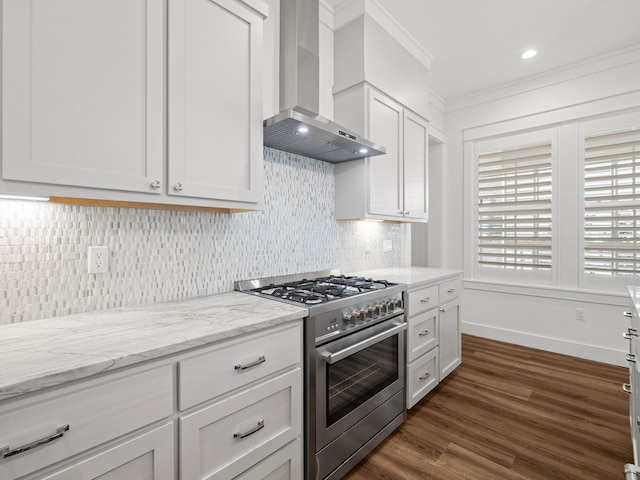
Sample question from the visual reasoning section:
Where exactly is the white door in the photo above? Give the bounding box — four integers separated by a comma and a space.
2, 0, 164, 194
367, 90, 403, 217
403, 110, 429, 220
168, 0, 264, 203
439, 298, 461, 379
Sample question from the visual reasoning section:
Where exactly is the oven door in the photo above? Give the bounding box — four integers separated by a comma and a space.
314, 316, 406, 450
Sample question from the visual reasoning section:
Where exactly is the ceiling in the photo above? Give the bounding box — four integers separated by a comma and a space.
326, 0, 640, 102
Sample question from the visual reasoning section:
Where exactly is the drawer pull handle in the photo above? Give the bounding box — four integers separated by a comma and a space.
418, 330, 430, 337
234, 419, 264, 439
623, 383, 632, 394
628, 353, 637, 363
420, 298, 431, 303
1, 424, 70, 458
624, 311, 634, 318
234, 355, 266, 371
447, 289, 455, 294
419, 373, 431, 381
624, 330, 639, 339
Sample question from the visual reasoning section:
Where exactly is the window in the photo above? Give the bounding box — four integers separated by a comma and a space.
583, 125, 640, 280
473, 131, 555, 283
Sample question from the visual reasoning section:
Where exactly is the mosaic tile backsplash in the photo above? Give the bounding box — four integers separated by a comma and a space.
0, 148, 401, 324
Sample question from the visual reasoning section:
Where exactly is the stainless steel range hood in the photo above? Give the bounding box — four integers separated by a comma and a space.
263, 0, 385, 163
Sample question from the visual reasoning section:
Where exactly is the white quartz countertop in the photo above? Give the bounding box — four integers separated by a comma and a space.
0, 292, 307, 401
350, 267, 463, 288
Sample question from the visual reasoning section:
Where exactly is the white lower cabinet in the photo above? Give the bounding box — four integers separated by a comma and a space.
439, 298, 462, 380
233, 438, 301, 480
39, 423, 175, 480
0, 366, 174, 480
0, 321, 303, 480
180, 369, 302, 480
405, 273, 462, 409
406, 347, 439, 409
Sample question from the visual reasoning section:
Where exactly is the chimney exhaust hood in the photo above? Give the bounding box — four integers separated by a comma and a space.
263, 0, 385, 163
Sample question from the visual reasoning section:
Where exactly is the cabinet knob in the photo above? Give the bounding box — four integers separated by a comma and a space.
173, 183, 183, 192
150, 180, 161, 190
624, 311, 633, 318
623, 383, 632, 394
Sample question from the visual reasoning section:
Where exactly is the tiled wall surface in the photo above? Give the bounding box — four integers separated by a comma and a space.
0, 149, 401, 324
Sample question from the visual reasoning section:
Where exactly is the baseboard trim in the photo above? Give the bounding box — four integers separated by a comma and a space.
462, 322, 627, 367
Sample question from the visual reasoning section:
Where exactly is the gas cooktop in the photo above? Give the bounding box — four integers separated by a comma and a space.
235, 270, 400, 306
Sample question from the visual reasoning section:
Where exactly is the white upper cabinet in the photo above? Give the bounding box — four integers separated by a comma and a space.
334, 85, 429, 222
332, 7, 430, 223
403, 109, 429, 219
2, 0, 164, 194
1, 0, 267, 211
168, 0, 264, 204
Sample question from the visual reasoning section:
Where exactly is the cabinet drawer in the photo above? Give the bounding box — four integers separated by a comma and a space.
178, 322, 302, 410
40, 423, 175, 480
406, 347, 439, 409
406, 309, 438, 363
0, 366, 173, 480
233, 438, 302, 480
439, 278, 461, 304
180, 368, 302, 480
406, 285, 438, 317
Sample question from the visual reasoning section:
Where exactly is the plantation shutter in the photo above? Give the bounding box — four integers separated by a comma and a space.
477, 142, 553, 271
584, 127, 640, 277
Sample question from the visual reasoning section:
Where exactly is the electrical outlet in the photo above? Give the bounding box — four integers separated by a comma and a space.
576, 308, 586, 321
88, 246, 109, 274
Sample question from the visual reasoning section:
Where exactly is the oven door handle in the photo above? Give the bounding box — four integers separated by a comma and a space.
319, 322, 407, 364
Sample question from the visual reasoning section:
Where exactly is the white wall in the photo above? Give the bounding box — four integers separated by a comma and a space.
442, 46, 640, 366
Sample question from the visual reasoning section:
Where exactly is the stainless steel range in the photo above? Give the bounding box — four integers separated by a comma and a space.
235, 270, 406, 480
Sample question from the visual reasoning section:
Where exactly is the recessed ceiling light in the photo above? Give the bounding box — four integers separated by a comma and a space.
359, 148, 368, 154
521, 49, 537, 60
297, 126, 309, 133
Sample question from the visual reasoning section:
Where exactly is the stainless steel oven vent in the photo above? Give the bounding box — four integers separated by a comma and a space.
263, 0, 385, 163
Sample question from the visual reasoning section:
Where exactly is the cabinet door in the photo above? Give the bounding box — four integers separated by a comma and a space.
2, 0, 164, 194
368, 90, 403, 217
168, 0, 263, 204
40, 423, 174, 480
439, 298, 461, 379
403, 110, 429, 220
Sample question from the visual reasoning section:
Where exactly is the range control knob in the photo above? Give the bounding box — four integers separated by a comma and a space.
386, 301, 395, 312
394, 298, 403, 309
365, 306, 375, 319
374, 304, 382, 316
343, 313, 354, 325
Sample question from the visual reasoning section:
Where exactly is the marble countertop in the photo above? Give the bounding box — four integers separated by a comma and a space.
0, 292, 308, 402
350, 267, 463, 288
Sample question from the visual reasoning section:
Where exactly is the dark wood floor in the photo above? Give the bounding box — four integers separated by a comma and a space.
343, 334, 633, 480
